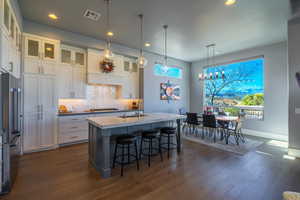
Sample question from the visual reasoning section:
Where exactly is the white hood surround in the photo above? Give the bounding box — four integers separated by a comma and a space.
87, 48, 140, 99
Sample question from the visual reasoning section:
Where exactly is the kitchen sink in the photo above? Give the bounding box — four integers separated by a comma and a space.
119, 114, 146, 119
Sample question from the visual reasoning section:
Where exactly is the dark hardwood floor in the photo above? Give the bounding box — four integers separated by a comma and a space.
1, 139, 300, 200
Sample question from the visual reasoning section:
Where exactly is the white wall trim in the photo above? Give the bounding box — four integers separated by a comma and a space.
288, 148, 300, 158
243, 129, 288, 141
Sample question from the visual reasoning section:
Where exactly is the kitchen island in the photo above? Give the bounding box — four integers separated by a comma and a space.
87, 113, 185, 178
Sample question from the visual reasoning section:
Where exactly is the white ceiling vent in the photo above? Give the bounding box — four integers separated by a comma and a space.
83, 9, 101, 21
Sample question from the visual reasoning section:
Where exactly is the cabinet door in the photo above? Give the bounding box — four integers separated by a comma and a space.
74, 51, 85, 67
0, 33, 10, 72
41, 60, 56, 75
23, 75, 40, 152
39, 76, 56, 148
23, 75, 39, 113
24, 57, 41, 74
24, 36, 42, 74
72, 67, 86, 98
13, 50, 21, 78
39, 112, 56, 148
25, 36, 42, 59
42, 40, 57, 62
57, 65, 73, 98
3, 0, 10, 33
61, 48, 72, 65
39, 76, 56, 113
23, 112, 40, 152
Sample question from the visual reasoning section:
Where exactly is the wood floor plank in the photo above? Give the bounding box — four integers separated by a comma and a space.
1, 139, 300, 200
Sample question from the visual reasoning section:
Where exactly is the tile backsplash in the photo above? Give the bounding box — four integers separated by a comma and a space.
59, 85, 129, 112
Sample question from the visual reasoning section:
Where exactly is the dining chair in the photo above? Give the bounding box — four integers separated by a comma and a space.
224, 116, 245, 145
202, 114, 218, 142
185, 112, 201, 135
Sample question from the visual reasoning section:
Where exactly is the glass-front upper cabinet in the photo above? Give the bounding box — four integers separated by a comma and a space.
26, 37, 41, 58
24, 35, 58, 62
4, 0, 10, 32
60, 45, 86, 67
61, 49, 72, 64
43, 42, 55, 60
75, 52, 85, 66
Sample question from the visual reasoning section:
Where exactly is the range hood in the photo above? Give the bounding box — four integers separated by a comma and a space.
87, 48, 126, 85
87, 48, 140, 99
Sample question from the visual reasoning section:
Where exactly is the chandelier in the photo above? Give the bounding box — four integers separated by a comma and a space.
198, 44, 225, 80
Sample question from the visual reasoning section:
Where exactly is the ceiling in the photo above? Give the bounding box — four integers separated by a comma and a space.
19, 0, 291, 62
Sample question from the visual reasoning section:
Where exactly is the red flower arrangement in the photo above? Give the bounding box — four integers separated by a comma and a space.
100, 59, 115, 73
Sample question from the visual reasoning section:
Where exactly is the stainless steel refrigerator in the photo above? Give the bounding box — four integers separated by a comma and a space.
0, 73, 21, 194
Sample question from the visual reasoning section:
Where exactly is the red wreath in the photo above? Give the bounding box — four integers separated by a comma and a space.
100, 59, 115, 73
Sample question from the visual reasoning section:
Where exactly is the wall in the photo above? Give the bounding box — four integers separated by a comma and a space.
23, 20, 190, 114
288, 17, 300, 157
190, 42, 288, 140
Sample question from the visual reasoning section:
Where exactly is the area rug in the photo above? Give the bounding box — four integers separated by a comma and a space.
183, 132, 264, 155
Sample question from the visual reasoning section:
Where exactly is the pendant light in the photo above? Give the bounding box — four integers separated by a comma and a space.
103, 0, 114, 59
137, 14, 148, 68
162, 25, 169, 72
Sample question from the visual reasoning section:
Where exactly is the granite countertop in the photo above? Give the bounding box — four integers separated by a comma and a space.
58, 109, 142, 116
87, 113, 185, 129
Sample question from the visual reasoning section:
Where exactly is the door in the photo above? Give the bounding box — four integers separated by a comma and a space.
72, 67, 86, 98
57, 64, 73, 98
23, 75, 40, 151
39, 76, 56, 148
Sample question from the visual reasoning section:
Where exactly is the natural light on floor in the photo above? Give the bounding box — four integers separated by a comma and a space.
267, 140, 288, 148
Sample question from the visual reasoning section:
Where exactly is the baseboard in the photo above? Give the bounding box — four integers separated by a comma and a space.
23, 145, 59, 154
242, 129, 288, 142
288, 148, 300, 158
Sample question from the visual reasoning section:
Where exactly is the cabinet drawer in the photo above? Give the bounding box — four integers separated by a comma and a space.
59, 120, 88, 133
59, 115, 89, 123
59, 131, 88, 144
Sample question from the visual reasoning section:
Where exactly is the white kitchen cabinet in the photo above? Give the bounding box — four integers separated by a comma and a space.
23, 34, 59, 75
0, 0, 21, 78
60, 45, 86, 67
23, 74, 57, 152
57, 44, 86, 99
57, 64, 73, 98
72, 67, 86, 98
58, 115, 90, 145
58, 112, 133, 145
23, 112, 40, 151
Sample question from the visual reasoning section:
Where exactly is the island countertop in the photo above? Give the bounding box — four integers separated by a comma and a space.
87, 113, 185, 129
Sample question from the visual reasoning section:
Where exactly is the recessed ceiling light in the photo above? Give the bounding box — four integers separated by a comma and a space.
225, 0, 236, 6
106, 31, 114, 37
48, 13, 59, 20
144, 42, 151, 47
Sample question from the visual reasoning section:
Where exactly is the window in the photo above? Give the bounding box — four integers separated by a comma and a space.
154, 64, 182, 79
203, 57, 264, 120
